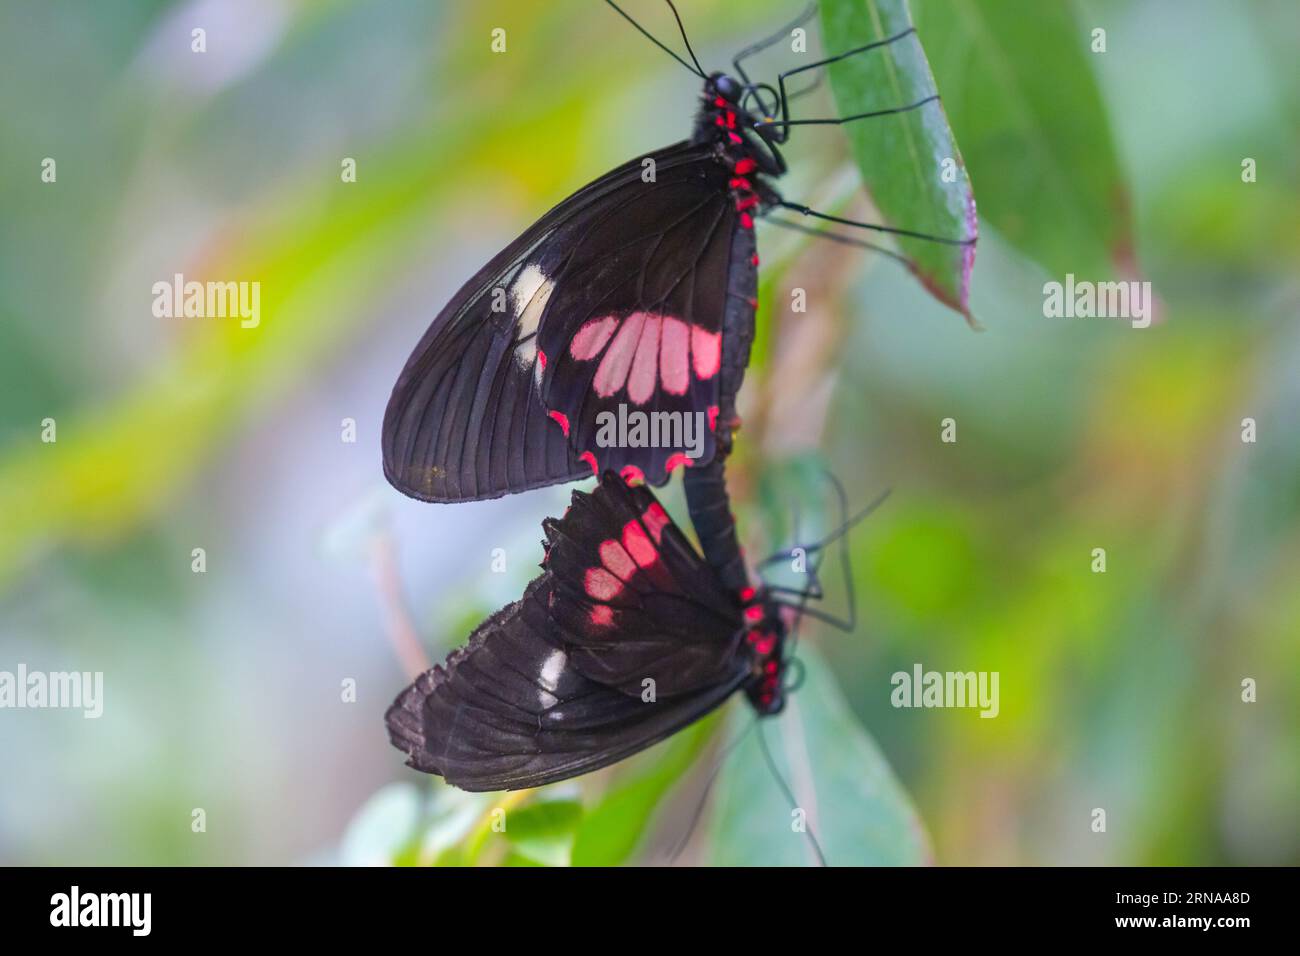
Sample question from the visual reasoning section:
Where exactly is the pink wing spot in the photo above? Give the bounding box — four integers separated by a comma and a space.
570, 317, 618, 360
589, 605, 615, 628
580, 450, 598, 475
642, 503, 670, 543
707, 405, 719, 432
593, 312, 645, 397
627, 313, 662, 405
584, 567, 624, 602
658, 317, 690, 395
599, 539, 637, 582
620, 465, 645, 485
664, 452, 692, 475
622, 521, 658, 568
691, 327, 721, 379
548, 410, 570, 436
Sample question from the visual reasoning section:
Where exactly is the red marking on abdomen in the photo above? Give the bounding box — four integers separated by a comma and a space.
734, 158, 757, 174
690, 327, 721, 379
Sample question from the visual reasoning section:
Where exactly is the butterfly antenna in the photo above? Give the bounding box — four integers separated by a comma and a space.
757, 720, 828, 866
668, 715, 758, 864
605, 0, 706, 78
663, 0, 707, 78
732, 2, 817, 83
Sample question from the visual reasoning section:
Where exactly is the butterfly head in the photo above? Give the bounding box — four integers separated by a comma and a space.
707, 71, 744, 104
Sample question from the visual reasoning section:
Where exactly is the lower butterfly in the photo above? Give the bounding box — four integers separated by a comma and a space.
385, 472, 789, 792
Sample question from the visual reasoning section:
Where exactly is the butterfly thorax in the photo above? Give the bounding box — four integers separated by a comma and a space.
739, 586, 787, 715
694, 73, 783, 214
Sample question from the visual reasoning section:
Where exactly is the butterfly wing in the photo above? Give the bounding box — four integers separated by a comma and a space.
382, 142, 753, 502
385, 474, 752, 791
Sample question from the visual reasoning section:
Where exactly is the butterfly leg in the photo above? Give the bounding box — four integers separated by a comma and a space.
763, 214, 911, 265
773, 197, 977, 248
765, 26, 919, 141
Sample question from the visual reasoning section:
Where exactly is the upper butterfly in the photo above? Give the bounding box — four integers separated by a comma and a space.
382, 72, 781, 502
385, 471, 788, 791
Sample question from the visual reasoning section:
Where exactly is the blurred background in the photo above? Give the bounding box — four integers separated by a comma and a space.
0, 0, 1296, 866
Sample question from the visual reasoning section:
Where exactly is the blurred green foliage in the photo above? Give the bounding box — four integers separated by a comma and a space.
0, 0, 1296, 867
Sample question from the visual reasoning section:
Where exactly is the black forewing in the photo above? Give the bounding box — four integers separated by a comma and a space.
384, 474, 751, 791
382, 142, 743, 502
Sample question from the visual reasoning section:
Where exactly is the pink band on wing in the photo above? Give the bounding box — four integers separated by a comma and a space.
641, 503, 670, 543
570, 316, 618, 360
658, 317, 691, 395
627, 313, 662, 405
621, 521, 658, 568
592, 312, 645, 397
599, 539, 637, 583
548, 409, 570, 436
690, 327, 721, 379
580, 450, 598, 475
584, 567, 624, 602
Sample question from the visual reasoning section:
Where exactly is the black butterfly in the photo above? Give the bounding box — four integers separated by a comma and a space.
385, 471, 790, 792
381, 1, 973, 503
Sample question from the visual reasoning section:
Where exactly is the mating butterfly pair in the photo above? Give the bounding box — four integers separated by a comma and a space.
386, 472, 786, 791
382, 2, 969, 793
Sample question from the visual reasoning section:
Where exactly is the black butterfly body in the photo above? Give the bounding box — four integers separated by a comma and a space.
385, 472, 788, 791
382, 74, 781, 502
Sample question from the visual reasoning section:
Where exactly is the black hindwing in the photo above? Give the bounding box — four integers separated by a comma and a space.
385, 473, 753, 791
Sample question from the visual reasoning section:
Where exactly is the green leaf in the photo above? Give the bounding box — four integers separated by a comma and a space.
909, 0, 1135, 280
570, 712, 721, 866
503, 798, 583, 866
338, 782, 424, 867
705, 646, 930, 865
819, 0, 978, 320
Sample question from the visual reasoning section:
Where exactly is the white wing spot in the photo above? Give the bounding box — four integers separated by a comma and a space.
510, 264, 554, 372
538, 648, 566, 708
